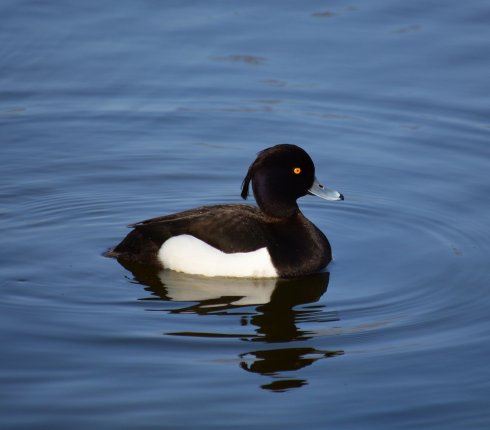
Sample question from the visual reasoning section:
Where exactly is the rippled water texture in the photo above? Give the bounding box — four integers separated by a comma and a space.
1, 1, 490, 429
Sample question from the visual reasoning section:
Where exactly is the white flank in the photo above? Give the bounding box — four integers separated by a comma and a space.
158, 234, 278, 278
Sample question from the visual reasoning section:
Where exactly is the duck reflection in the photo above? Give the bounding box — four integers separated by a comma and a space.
118, 260, 344, 392
241, 347, 344, 392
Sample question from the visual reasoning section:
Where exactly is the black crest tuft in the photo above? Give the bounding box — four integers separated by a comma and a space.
240, 146, 273, 199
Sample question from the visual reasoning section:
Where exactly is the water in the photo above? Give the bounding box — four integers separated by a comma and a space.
1, 0, 490, 428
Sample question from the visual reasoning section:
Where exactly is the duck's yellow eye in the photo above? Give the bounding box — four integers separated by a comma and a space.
293, 167, 301, 175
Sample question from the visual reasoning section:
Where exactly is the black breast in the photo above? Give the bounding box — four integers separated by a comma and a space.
265, 213, 331, 278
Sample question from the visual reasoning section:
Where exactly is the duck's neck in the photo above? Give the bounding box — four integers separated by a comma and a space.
253, 181, 300, 218
258, 198, 299, 218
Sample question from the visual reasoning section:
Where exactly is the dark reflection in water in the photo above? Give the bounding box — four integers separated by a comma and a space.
118, 260, 343, 391
241, 347, 344, 392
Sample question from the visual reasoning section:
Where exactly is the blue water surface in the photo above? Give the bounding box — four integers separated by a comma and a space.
1, 1, 490, 429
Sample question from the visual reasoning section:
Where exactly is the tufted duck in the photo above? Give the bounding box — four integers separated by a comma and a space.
106, 144, 343, 278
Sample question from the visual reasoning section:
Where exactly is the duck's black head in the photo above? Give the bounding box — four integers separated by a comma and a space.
241, 144, 343, 218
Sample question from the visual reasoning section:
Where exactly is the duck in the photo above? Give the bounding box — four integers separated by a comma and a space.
106, 144, 343, 278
